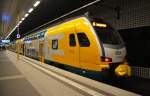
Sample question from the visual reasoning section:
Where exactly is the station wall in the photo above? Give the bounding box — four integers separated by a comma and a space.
92, 0, 150, 68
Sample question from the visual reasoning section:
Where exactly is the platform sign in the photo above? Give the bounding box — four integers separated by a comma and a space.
16, 33, 21, 39
2, 40, 10, 43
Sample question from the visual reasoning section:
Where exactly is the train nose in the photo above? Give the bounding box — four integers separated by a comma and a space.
103, 46, 126, 63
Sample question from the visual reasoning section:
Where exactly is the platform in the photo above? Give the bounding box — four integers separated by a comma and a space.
0, 50, 139, 96
0, 51, 40, 96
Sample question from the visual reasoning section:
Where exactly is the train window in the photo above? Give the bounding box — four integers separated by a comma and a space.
77, 33, 90, 47
69, 34, 76, 46
52, 39, 58, 49
92, 18, 122, 45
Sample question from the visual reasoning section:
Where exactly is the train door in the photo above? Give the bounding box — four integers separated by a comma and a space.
20, 43, 23, 54
77, 32, 90, 67
67, 33, 79, 67
39, 41, 44, 63
22, 44, 24, 55
77, 32, 100, 71
65, 27, 79, 67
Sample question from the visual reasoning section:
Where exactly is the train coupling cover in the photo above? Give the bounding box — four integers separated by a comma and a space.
115, 61, 131, 77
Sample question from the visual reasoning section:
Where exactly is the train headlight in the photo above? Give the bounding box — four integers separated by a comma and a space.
101, 56, 112, 62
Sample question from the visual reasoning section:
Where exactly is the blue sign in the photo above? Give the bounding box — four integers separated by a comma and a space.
2, 40, 10, 43
17, 33, 21, 38
2, 15, 10, 22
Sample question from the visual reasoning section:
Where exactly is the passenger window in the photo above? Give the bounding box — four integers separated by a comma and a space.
69, 34, 76, 46
77, 33, 90, 47
52, 39, 58, 49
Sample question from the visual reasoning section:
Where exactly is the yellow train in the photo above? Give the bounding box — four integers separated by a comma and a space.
14, 16, 131, 77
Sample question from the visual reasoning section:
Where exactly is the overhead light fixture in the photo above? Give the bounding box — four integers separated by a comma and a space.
19, 21, 22, 24
28, 8, 34, 13
5, 26, 17, 39
15, 25, 18, 29
21, 18, 25, 21
17, 23, 20, 26
25, 13, 29, 17
33, 1, 41, 7
5, 0, 42, 39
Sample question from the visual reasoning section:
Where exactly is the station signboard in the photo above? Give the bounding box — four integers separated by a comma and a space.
2, 40, 10, 43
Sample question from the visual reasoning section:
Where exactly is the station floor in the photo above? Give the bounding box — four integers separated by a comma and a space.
0, 50, 139, 96
0, 51, 87, 96
0, 51, 40, 96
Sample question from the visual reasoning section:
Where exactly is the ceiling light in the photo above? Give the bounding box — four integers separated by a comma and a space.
19, 21, 22, 24
25, 13, 29, 17
21, 18, 25, 21
33, 1, 41, 7
28, 8, 34, 13
17, 23, 20, 26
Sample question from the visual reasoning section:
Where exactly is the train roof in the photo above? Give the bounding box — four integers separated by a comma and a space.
24, 15, 89, 36
23, 15, 90, 39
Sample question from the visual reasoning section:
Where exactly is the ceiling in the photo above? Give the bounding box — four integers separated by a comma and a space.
3, 0, 99, 40
1, 0, 117, 40
0, 0, 35, 39
0, 0, 5, 38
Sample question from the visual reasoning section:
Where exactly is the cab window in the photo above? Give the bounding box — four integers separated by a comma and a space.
77, 33, 90, 47
69, 34, 76, 46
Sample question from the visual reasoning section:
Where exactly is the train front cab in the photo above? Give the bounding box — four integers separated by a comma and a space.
73, 17, 131, 77
45, 17, 131, 77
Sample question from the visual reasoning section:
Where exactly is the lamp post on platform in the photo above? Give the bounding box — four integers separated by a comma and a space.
16, 9, 20, 60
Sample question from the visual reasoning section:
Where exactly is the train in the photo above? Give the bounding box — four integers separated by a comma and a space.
8, 16, 131, 77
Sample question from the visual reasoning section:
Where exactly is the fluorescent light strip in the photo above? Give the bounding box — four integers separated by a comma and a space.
6, 0, 100, 39
5, 1, 42, 39
28, 8, 34, 13
25, 13, 29, 17
17, 23, 20, 26
5, 26, 17, 39
19, 21, 22, 24
22, 18, 25, 21
25, 0, 101, 35
34, 1, 40, 7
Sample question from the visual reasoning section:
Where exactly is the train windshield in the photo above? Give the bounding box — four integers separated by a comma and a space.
92, 19, 122, 45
